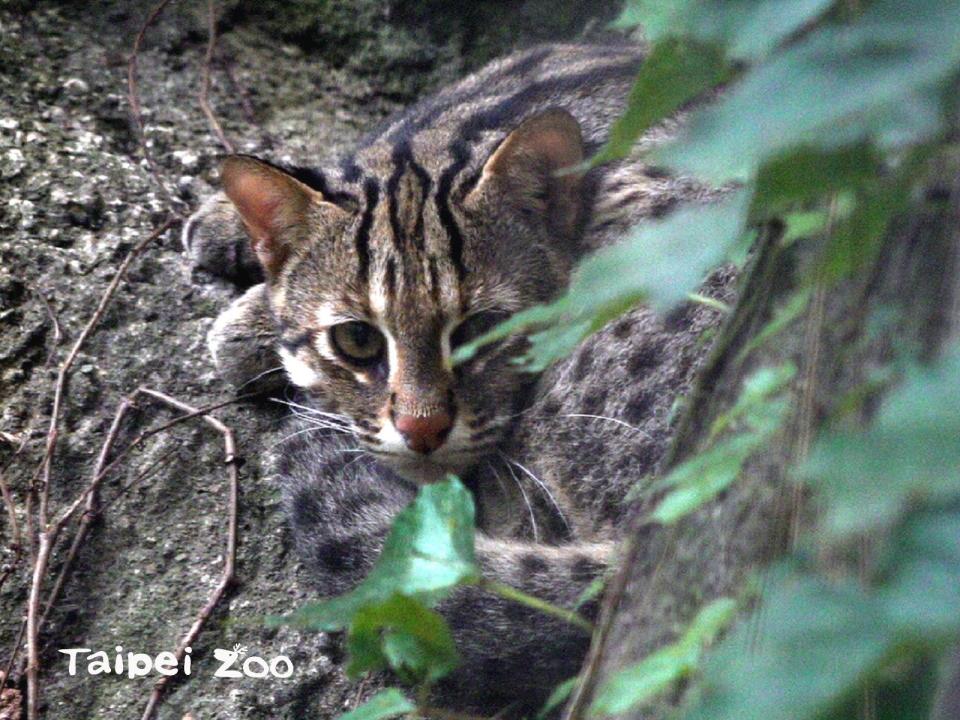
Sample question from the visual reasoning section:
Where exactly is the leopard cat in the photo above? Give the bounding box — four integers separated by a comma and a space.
184, 43, 735, 714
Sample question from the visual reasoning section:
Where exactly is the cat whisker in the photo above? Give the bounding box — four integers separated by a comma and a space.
238, 365, 285, 390
271, 423, 356, 449
500, 452, 569, 531
285, 412, 354, 433
498, 456, 539, 543
341, 450, 372, 471
561, 413, 654, 440
271, 398, 352, 425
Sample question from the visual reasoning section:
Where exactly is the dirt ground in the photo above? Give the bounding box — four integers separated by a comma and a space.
0, 2, 614, 717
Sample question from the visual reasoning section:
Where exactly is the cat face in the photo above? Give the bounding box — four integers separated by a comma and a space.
222, 109, 584, 484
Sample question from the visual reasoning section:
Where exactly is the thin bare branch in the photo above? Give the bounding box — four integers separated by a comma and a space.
24, 217, 176, 720
199, 0, 235, 152
128, 0, 184, 214
137, 387, 239, 720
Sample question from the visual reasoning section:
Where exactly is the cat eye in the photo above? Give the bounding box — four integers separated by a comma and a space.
450, 311, 510, 350
330, 321, 386, 366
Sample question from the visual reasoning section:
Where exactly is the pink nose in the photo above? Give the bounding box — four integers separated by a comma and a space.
394, 411, 453, 454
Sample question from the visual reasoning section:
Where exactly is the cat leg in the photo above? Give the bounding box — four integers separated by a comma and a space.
207, 283, 285, 392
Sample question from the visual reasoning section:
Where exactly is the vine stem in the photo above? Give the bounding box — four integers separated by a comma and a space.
479, 579, 594, 634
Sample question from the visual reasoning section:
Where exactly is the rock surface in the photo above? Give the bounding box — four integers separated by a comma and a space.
0, 1, 614, 717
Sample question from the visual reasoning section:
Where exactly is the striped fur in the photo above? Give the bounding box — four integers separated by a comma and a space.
185, 43, 730, 715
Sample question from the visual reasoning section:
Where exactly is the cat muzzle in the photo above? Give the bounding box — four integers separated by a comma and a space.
394, 411, 453, 454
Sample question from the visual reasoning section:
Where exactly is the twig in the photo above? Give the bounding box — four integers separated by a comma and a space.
564, 523, 680, 720
221, 60, 258, 126
35, 218, 177, 531
40, 391, 253, 629
1, 284, 64, 596
137, 387, 239, 720
36, 396, 135, 634
0, 620, 26, 697
220, 45, 277, 149
128, 0, 184, 214
7, 386, 248, 710
26, 283, 62, 368
0, 467, 20, 582
74, 391, 256, 500
95, 447, 179, 516
199, 0, 235, 153
23, 218, 176, 720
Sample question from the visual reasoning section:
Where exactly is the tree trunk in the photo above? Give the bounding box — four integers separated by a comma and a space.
563, 156, 960, 720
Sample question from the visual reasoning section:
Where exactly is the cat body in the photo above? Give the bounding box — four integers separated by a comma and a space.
185, 43, 731, 713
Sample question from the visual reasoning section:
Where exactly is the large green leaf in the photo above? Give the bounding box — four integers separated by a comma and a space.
653, 365, 794, 524
685, 569, 891, 720
686, 504, 960, 720
751, 144, 883, 215
454, 190, 749, 371
686, 349, 960, 720
348, 594, 460, 684
658, 0, 960, 181
336, 689, 415, 720
274, 477, 478, 629
614, 0, 833, 60
588, 598, 736, 717
801, 350, 960, 537
589, 38, 729, 167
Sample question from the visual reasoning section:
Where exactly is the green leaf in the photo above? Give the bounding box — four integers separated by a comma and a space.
614, 0, 833, 60
681, 597, 738, 648
683, 0, 833, 61
588, 598, 735, 717
611, 0, 689, 35
347, 594, 460, 684
589, 39, 729, 167
658, 0, 960, 181
336, 689, 415, 720
708, 363, 796, 440
274, 477, 479, 630
574, 576, 606, 611
686, 506, 960, 720
752, 144, 883, 215
737, 290, 810, 361
685, 569, 891, 720
455, 190, 749, 370
879, 508, 960, 639
652, 365, 793, 524
652, 433, 763, 524
536, 677, 579, 720
816, 172, 912, 281
801, 349, 960, 537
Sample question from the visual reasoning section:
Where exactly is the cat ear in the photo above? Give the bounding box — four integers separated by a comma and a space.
220, 155, 327, 278
469, 108, 585, 236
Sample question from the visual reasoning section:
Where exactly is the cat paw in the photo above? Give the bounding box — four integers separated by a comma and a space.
183, 192, 264, 286
208, 283, 285, 392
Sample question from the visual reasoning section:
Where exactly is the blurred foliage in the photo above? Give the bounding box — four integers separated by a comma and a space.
498, 0, 960, 717
588, 598, 736, 717
684, 349, 960, 720
651, 364, 795, 524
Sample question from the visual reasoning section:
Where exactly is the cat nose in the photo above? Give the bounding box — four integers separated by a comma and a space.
394, 411, 453, 454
